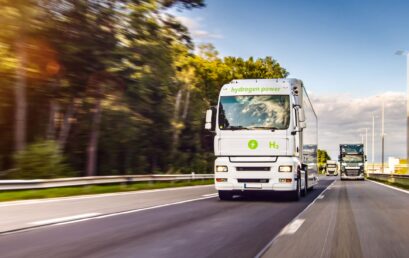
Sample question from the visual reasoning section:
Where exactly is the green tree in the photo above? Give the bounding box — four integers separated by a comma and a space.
171, 44, 289, 173
0, 0, 293, 179
318, 149, 331, 173
12, 140, 74, 179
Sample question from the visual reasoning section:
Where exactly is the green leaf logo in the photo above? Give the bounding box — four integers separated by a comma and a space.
248, 139, 258, 150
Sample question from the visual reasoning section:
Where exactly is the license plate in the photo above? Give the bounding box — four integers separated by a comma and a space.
244, 183, 262, 189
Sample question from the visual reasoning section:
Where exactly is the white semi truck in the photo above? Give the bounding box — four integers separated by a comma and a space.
339, 144, 366, 180
326, 160, 338, 176
204, 79, 318, 201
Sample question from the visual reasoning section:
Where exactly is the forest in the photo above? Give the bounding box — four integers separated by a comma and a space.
0, 0, 289, 178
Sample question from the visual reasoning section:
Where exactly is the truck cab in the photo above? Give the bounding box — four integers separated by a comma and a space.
326, 160, 338, 176
339, 144, 366, 180
205, 79, 318, 201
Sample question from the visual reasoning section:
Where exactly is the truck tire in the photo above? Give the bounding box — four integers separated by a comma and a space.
289, 178, 301, 201
218, 190, 234, 201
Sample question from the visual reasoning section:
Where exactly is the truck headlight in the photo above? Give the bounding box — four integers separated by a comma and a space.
216, 165, 228, 172
279, 165, 292, 172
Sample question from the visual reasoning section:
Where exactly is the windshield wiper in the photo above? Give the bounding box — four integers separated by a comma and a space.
225, 126, 249, 130
249, 126, 279, 131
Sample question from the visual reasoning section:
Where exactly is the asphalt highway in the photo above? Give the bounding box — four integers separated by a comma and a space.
0, 177, 408, 258
262, 179, 409, 258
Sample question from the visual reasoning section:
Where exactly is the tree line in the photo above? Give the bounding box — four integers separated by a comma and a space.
0, 0, 288, 178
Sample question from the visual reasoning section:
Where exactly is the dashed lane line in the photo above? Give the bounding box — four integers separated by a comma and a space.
255, 180, 336, 258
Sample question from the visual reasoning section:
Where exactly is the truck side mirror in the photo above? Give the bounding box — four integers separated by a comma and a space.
299, 121, 306, 129
365, 155, 367, 162
204, 106, 216, 131
338, 155, 341, 161
299, 108, 306, 122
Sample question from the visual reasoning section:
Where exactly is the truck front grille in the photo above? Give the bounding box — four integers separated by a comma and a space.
237, 179, 269, 183
346, 170, 359, 176
236, 167, 271, 171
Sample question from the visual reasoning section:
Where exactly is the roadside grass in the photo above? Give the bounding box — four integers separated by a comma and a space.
0, 179, 214, 202
367, 176, 409, 191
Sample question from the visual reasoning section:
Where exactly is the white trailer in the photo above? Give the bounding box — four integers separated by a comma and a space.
204, 79, 318, 201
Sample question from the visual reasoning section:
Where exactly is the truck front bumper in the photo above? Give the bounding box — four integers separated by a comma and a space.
341, 172, 364, 180
214, 157, 301, 192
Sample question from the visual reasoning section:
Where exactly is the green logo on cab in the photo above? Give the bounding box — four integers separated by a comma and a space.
269, 141, 279, 149
248, 139, 258, 150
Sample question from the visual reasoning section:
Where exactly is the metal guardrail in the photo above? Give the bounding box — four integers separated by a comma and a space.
366, 173, 409, 187
366, 173, 409, 179
0, 174, 214, 191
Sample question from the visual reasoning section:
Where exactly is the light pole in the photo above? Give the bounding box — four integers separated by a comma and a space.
364, 127, 368, 170
381, 98, 385, 173
395, 50, 409, 173
365, 128, 368, 154
372, 114, 375, 172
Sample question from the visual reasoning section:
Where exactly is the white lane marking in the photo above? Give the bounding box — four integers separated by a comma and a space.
367, 179, 409, 195
319, 192, 337, 258
0, 195, 217, 235
202, 193, 218, 197
29, 213, 101, 226
0, 185, 214, 208
255, 180, 336, 258
279, 219, 305, 236
317, 195, 325, 199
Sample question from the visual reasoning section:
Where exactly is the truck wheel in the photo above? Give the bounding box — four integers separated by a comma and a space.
289, 179, 301, 201
301, 171, 308, 197
218, 191, 234, 201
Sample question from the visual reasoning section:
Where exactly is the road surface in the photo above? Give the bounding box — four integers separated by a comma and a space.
261, 179, 409, 258
0, 177, 408, 258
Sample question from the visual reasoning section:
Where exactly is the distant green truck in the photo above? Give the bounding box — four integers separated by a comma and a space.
339, 144, 366, 180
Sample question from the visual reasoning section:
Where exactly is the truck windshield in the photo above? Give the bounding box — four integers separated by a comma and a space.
218, 95, 290, 130
327, 164, 337, 168
342, 155, 363, 162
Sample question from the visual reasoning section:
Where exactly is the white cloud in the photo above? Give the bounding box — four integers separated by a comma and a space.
175, 16, 222, 40
311, 92, 406, 162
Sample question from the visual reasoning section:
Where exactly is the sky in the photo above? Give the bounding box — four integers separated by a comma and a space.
173, 0, 409, 161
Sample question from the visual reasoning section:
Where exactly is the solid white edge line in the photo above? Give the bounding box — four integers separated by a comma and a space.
366, 179, 409, 194
29, 213, 101, 226
202, 193, 218, 197
255, 180, 336, 258
0, 195, 218, 236
0, 184, 214, 208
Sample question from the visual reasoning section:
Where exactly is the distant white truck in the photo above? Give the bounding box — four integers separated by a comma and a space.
326, 160, 338, 176
204, 79, 318, 201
